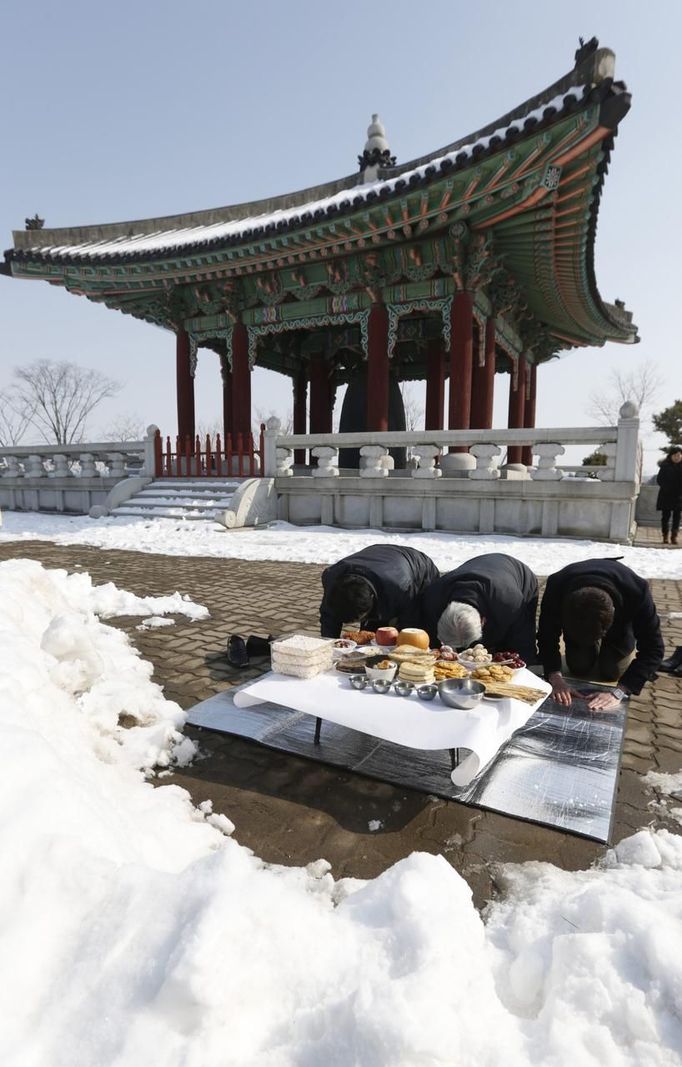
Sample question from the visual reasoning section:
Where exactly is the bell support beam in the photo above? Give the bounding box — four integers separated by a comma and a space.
367, 303, 390, 432
448, 291, 474, 450
425, 337, 445, 431
293, 367, 308, 464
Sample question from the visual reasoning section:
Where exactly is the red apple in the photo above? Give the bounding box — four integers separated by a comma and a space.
376, 626, 399, 646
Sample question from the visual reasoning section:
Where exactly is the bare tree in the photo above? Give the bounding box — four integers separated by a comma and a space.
588, 361, 663, 426
400, 382, 425, 431
0, 385, 35, 446
101, 414, 147, 442
14, 360, 121, 445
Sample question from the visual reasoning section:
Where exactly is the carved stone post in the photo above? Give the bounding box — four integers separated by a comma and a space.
79, 453, 96, 478
26, 454, 44, 479
49, 454, 69, 479
311, 446, 339, 477
530, 443, 565, 480
359, 445, 390, 478
107, 453, 126, 480
411, 445, 443, 478
264, 417, 283, 477
469, 443, 502, 479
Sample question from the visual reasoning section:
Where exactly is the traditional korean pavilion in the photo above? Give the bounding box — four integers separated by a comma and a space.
2, 38, 637, 466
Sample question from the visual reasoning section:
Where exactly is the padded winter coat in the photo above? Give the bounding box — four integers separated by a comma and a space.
319, 545, 439, 638
416, 553, 538, 660
537, 558, 664, 694
656, 459, 682, 511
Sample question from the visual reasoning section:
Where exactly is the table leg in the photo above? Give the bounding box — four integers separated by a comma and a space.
314, 717, 322, 745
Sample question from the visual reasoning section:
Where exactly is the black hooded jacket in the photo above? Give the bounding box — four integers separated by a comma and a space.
320, 545, 439, 637
537, 558, 664, 694
416, 553, 538, 657
656, 459, 682, 511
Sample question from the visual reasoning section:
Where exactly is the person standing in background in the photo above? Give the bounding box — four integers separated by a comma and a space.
656, 446, 682, 545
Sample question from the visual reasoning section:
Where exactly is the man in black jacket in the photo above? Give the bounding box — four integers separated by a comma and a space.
319, 544, 439, 638
538, 558, 664, 711
416, 553, 538, 662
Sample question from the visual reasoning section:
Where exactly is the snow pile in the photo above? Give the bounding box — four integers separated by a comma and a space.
2, 512, 682, 579
2, 558, 682, 1065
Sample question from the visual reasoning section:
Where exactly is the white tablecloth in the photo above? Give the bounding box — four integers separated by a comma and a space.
233, 667, 551, 787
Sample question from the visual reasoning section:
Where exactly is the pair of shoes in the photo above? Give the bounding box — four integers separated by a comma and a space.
660, 646, 682, 672
227, 634, 249, 667
246, 634, 273, 658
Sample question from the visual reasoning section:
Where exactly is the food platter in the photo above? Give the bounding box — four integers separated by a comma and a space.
331, 633, 544, 707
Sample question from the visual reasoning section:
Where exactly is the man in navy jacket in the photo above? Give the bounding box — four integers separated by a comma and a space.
538, 558, 664, 711
319, 544, 439, 638
416, 553, 538, 662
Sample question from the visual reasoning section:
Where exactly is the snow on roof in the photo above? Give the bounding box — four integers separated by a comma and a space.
17, 89, 585, 262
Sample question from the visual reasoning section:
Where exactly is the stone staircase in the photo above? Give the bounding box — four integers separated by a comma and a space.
110, 478, 241, 521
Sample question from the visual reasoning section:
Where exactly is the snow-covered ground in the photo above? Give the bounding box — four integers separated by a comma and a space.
2, 557, 682, 1066
2, 511, 682, 579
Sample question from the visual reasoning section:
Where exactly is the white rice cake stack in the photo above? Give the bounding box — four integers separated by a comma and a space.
271, 634, 334, 679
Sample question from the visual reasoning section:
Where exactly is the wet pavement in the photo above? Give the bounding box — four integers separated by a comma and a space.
2, 533, 680, 909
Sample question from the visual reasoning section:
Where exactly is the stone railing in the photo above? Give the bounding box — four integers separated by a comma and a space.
0, 426, 158, 514
261, 404, 640, 543
264, 403, 639, 483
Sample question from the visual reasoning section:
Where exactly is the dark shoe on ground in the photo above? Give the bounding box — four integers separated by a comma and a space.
246, 634, 273, 658
227, 634, 249, 667
663, 532, 670, 544
660, 646, 682, 673
672, 531, 679, 545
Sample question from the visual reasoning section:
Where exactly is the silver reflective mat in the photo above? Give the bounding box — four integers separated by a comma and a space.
187, 683, 627, 844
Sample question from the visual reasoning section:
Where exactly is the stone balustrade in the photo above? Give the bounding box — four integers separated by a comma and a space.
263, 405, 642, 543
0, 429, 156, 515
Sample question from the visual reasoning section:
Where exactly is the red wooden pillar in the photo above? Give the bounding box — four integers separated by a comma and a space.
470, 317, 496, 429
367, 303, 389, 432
424, 337, 445, 430
507, 356, 527, 465
231, 322, 251, 440
176, 329, 195, 444
309, 353, 331, 434
293, 368, 308, 465
521, 362, 537, 467
221, 357, 232, 445
449, 292, 474, 450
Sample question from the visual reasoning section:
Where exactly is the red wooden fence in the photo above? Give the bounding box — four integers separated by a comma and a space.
154, 426, 265, 478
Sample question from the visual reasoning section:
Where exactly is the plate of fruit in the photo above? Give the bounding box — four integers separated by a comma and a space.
491, 650, 526, 671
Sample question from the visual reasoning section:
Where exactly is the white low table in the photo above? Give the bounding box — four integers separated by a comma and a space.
233, 667, 551, 787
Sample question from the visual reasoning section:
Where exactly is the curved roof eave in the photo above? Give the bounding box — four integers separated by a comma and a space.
8, 46, 619, 260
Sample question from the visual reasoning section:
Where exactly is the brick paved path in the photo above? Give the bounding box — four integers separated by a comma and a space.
2, 536, 681, 908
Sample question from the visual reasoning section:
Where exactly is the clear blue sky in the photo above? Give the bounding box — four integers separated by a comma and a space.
1, 1, 678, 469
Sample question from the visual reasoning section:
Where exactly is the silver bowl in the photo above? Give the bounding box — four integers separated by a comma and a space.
438, 678, 485, 709
349, 674, 370, 690
394, 680, 415, 697
417, 684, 438, 701
372, 678, 393, 694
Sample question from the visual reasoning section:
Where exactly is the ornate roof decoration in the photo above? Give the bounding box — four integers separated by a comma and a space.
358, 114, 396, 179
2, 43, 638, 366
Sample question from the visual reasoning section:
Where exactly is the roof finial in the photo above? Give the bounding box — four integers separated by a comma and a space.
574, 36, 599, 66
25, 213, 45, 231
358, 114, 396, 183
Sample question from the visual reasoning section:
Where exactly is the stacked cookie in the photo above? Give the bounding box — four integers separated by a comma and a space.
271, 634, 334, 678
